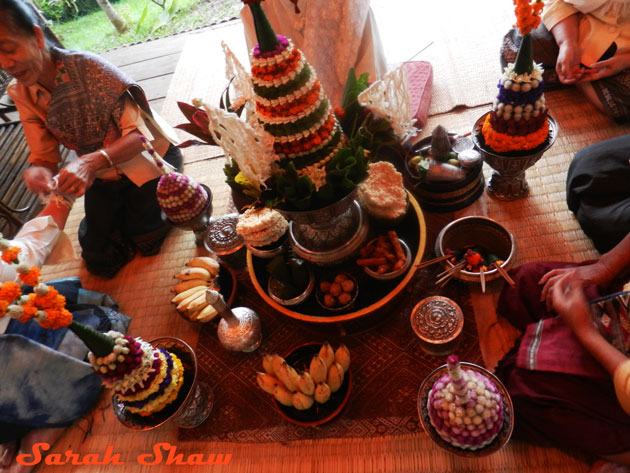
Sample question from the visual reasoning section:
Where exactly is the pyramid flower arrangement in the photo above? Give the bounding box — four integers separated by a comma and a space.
481, 0, 549, 153
0, 237, 184, 417
207, 0, 372, 212
245, 1, 347, 191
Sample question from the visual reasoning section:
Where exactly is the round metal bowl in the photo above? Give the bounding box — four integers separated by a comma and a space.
112, 337, 213, 430
417, 362, 514, 456
267, 267, 315, 307
246, 232, 290, 259
434, 216, 516, 284
315, 272, 359, 312
405, 134, 485, 213
363, 238, 412, 281
288, 200, 369, 266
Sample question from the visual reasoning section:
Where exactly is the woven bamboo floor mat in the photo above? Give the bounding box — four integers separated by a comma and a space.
32, 4, 627, 470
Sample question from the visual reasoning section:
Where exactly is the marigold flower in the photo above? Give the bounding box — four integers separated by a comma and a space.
18, 267, 41, 287
0, 300, 8, 317
514, 0, 543, 36
1, 247, 21, 264
19, 299, 38, 323
0, 281, 21, 304
481, 114, 549, 152
38, 308, 73, 329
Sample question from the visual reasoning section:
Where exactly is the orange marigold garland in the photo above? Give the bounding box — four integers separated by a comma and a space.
18, 267, 41, 286
481, 114, 549, 153
0, 234, 71, 329
1, 246, 20, 264
514, 0, 543, 36
0, 281, 21, 303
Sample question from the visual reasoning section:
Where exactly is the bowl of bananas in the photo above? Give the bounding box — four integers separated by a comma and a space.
170, 255, 237, 323
256, 342, 352, 426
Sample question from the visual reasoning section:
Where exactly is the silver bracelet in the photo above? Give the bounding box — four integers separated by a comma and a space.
98, 148, 114, 167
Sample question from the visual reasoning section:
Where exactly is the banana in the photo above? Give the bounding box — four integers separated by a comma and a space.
327, 361, 344, 393
309, 355, 328, 384
171, 285, 206, 305
314, 382, 331, 404
334, 344, 351, 373
273, 384, 294, 407
277, 361, 300, 392
187, 256, 220, 277
271, 354, 286, 379
176, 290, 206, 312
256, 372, 280, 395
262, 354, 275, 375
187, 295, 209, 314
173, 286, 206, 309
292, 392, 314, 411
195, 304, 218, 323
174, 267, 211, 281
297, 371, 315, 396
173, 279, 209, 294
318, 342, 335, 369
187, 308, 202, 321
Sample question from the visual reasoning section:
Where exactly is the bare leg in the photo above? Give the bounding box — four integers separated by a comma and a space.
5, 428, 65, 473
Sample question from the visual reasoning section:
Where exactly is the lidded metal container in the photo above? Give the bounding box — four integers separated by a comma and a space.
204, 213, 246, 270
411, 296, 463, 356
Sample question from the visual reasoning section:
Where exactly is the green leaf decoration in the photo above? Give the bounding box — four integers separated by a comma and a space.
514, 34, 534, 75
249, 2, 280, 53
68, 320, 115, 358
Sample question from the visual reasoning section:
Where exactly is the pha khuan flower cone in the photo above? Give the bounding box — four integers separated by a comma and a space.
68, 320, 115, 358
514, 34, 533, 75
243, 0, 345, 201
246, 2, 279, 53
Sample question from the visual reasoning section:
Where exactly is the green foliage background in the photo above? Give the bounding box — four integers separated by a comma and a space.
49, 0, 240, 52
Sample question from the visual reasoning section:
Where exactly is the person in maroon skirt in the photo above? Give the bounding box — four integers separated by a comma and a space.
495, 233, 630, 471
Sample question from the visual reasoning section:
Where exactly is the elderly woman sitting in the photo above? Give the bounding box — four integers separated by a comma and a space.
1, 0, 182, 278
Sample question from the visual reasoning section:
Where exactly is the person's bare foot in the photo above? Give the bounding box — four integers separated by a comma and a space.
6, 428, 64, 473
0, 441, 18, 470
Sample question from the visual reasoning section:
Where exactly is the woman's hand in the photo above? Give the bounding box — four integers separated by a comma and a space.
550, 275, 593, 334
539, 261, 613, 311
552, 275, 627, 378
556, 41, 584, 84
56, 153, 104, 197
23, 166, 54, 194
578, 54, 630, 82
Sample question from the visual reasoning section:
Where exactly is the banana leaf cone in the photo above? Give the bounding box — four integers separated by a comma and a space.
248, 2, 279, 53
514, 33, 534, 75
68, 319, 115, 357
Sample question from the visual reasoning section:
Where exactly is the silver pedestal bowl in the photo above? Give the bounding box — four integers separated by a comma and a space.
472, 112, 558, 201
